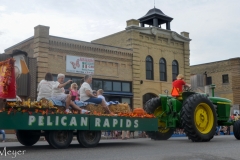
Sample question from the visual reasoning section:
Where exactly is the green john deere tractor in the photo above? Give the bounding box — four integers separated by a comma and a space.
144, 84, 240, 142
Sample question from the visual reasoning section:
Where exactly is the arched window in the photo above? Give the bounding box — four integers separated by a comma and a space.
146, 56, 153, 80
159, 58, 167, 81
172, 60, 179, 81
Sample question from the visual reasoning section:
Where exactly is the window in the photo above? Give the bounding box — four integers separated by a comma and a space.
160, 58, 167, 81
103, 81, 112, 91
89, 78, 131, 92
172, 60, 179, 81
122, 82, 130, 92
206, 77, 212, 85
113, 82, 121, 91
222, 74, 229, 83
92, 80, 102, 90
146, 56, 153, 80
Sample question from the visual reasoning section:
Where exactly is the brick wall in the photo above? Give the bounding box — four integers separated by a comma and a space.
92, 21, 191, 108
190, 60, 236, 104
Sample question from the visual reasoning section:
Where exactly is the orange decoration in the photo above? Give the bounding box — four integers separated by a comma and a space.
171, 87, 180, 97
133, 108, 146, 115
117, 112, 155, 118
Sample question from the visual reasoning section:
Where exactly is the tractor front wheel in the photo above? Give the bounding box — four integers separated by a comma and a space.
144, 97, 174, 140
233, 120, 240, 140
180, 94, 217, 142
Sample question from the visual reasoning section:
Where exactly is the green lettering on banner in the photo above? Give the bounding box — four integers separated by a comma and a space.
28, 115, 36, 126
120, 119, 123, 127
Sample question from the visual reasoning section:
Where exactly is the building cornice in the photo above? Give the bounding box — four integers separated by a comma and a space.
126, 26, 191, 42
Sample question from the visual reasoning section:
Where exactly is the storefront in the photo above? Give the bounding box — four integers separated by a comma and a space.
4, 7, 191, 109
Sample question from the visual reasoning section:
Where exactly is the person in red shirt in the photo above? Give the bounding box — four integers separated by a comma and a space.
172, 74, 191, 93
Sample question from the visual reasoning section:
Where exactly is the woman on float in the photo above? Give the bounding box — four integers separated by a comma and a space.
51, 73, 89, 114
37, 73, 55, 101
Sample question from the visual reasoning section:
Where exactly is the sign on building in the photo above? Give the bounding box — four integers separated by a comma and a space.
234, 110, 239, 115
66, 55, 94, 74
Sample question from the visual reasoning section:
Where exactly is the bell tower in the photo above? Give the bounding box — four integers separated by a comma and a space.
138, 7, 173, 30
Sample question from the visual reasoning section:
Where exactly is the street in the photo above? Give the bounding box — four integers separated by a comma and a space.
0, 135, 239, 160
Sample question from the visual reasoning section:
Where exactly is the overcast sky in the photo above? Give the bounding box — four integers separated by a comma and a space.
0, 0, 239, 65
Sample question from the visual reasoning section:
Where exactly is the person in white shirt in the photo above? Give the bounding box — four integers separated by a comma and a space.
97, 89, 108, 106
77, 78, 84, 100
51, 73, 89, 114
37, 73, 55, 101
79, 75, 113, 114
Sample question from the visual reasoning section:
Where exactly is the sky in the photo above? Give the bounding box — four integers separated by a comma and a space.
0, 0, 239, 65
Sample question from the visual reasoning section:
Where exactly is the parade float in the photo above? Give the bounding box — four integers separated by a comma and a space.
1, 50, 240, 149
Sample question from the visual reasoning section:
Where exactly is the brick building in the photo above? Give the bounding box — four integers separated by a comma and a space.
190, 58, 240, 113
4, 7, 191, 108
92, 8, 191, 107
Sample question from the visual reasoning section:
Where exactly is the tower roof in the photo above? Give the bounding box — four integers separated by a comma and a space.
138, 7, 173, 25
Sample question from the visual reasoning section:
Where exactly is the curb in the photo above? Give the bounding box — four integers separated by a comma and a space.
3, 133, 234, 143
4, 136, 146, 143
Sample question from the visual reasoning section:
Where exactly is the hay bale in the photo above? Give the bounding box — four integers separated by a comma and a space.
81, 103, 131, 114
109, 103, 130, 113
82, 104, 106, 114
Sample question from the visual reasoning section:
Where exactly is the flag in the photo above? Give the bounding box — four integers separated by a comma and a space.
0, 58, 16, 99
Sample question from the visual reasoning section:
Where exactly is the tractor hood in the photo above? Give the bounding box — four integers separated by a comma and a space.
209, 97, 232, 104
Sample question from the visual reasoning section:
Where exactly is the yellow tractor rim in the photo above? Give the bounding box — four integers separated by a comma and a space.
154, 107, 169, 133
194, 103, 214, 134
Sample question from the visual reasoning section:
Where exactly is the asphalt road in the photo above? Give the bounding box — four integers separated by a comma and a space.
0, 136, 239, 160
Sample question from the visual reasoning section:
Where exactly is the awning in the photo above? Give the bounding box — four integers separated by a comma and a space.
103, 92, 133, 97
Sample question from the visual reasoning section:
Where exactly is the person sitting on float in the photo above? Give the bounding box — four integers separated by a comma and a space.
51, 73, 89, 114
97, 89, 108, 106
79, 75, 113, 115
69, 83, 79, 101
172, 74, 191, 94
37, 73, 55, 101
77, 78, 84, 100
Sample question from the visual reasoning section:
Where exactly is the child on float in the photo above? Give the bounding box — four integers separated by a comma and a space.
97, 89, 108, 106
69, 83, 79, 101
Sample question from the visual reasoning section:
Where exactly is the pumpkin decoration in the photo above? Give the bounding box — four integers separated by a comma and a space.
133, 108, 146, 115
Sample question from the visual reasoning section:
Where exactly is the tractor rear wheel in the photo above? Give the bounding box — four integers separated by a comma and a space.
144, 97, 174, 140
180, 94, 217, 142
233, 120, 240, 140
